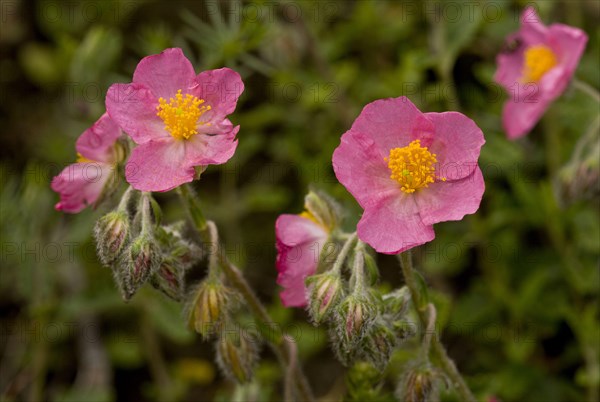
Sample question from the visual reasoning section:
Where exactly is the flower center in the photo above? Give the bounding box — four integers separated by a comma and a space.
385, 140, 444, 194
156, 89, 211, 140
522, 45, 557, 82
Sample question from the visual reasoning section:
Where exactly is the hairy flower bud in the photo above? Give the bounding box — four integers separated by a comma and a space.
304, 190, 340, 230
94, 211, 130, 265
122, 235, 161, 300
187, 279, 237, 339
361, 319, 397, 371
345, 361, 386, 401
215, 331, 259, 383
396, 366, 445, 402
332, 294, 378, 365
340, 294, 377, 342
383, 286, 411, 319
150, 258, 185, 301
305, 272, 344, 325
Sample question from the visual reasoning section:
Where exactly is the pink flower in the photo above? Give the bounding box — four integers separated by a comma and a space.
494, 7, 587, 139
106, 48, 244, 192
275, 212, 330, 307
332, 97, 485, 255
51, 113, 123, 213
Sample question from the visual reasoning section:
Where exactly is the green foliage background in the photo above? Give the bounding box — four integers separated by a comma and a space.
1, 1, 598, 401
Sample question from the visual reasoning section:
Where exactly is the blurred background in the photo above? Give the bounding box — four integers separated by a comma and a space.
1, 0, 599, 401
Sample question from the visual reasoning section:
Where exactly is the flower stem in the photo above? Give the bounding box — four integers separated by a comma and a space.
398, 251, 476, 402
421, 303, 437, 361
572, 79, 600, 103
177, 183, 315, 402
331, 232, 357, 275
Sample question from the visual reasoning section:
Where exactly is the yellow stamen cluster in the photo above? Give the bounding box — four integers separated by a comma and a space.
76, 153, 93, 163
299, 210, 319, 224
522, 45, 558, 82
385, 140, 444, 194
156, 89, 211, 140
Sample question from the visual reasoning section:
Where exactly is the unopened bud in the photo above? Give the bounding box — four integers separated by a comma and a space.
383, 286, 411, 319
345, 361, 385, 401
340, 294, 377, 343
150, 258, 185, 301
94, 211, 130, 265
215, 331, 258, 383
123, 235, 161, 300
306, 272, 344, 325
396, 366, 445, 402
332, 294, 378, 365
187, 279, 237, 339
361, 319, 397, 371
304, 190, 340, 230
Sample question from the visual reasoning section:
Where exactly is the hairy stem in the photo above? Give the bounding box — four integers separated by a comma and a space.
331, 233, 357, 275
421, 303, 437, 361
178, 183, 315, 402
398, 251, 476, 402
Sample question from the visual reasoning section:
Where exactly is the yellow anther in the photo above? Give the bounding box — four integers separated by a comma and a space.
156, 89, 211, 140
385, 140, 445, 194
522, 45, 558, 82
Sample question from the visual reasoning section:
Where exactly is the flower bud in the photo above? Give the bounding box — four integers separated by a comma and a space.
94, 211, 130, 265
331, 294, 378, 365
383, 286, 411, 319
215, 331, 258, 383
396, 366, 444, 402
345, 361, 385, 401
187, 279, 237, 339
150, 258, 185, 301
123, 235, 161, 300
339, 294, 377, 343
360, 319, 397, 371
305, 272, 344, 325
304, 190, 340, 230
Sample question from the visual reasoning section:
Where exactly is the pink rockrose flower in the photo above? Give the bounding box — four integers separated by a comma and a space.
275, 211, 330, 307
494, 7, 588, 139
51, 113, 123, 213
332, 96, 485, 255
106, 48, 244, 192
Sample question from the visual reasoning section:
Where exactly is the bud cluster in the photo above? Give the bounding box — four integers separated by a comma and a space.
94, 190, 200, 301
300, 209, 414, 371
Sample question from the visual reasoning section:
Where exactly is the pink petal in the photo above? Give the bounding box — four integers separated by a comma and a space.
415, 167, 485, 226
185, 126, 239, 166
332, 129, 402, 209
347, 97, 435, 158
276, 214, 328, 247
357, 194, 434, 255
502, 92, 550, 139
51, 163, 113, 213
275, 214, 328, 307
426, 112, 485, 181
549, 24, 588, 75
519, 7, 548, 45
192, 68, 245, 122
106, 83, 168, 144
494, 41, 526, 91
132, 48, 196, 100
538, 65, 569, 100
125, 139, 194, 192
196, 117, 235, 136
75, 113, 122, 164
